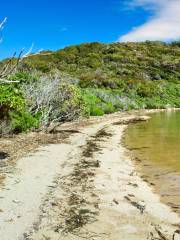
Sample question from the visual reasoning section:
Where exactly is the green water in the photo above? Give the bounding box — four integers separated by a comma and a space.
124, 110, 180, 213
125, 110, 180, 171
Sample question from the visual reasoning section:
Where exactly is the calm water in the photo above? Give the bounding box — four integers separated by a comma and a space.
124, 110, 180, 214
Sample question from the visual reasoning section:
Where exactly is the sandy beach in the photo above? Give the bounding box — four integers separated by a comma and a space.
0, 112, 180, 240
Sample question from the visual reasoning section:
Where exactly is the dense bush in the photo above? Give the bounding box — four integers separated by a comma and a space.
9, 111, 39, 133
0, 73, 87, 133
22, 74, 86, 126
22, 42, 180, 87
82, 81, 180, 116
1, 41, 180, 133
0, 84, 38, 134
0, 84, 25, 119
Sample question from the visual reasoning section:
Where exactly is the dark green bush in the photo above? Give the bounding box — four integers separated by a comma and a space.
0, 84, 39, 133
0, 85, 25, 119
9, 111, 39, 133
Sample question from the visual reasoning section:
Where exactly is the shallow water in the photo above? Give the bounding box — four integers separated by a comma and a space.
124, 110, 180, 214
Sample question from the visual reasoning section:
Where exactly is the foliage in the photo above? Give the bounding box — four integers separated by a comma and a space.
8, 71, 38, 84
21, 74, 86, 126
1, 41, 180, 132
20, 41, 180, 116
0, 84, 25, 119
9, 111, 39, 133
0, 84, 38, 134
82, 80, 180, 116
22, 42, 180, 87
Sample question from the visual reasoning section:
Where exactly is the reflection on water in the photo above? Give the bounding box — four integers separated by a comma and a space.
124, 110, 180, 214
125, 110, 180, 171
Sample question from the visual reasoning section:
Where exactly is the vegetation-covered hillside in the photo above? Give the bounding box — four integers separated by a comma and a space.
1, 41, 180, 133
23, 41, 180, 110
24, 41, 180, 85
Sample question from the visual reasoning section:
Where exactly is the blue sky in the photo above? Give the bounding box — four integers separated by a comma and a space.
0, 0, 180, 59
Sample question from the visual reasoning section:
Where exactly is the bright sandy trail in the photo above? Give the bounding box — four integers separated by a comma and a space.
0, 113, 179, 240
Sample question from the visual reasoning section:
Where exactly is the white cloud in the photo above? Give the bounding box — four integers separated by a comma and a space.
119, 0, 180, 42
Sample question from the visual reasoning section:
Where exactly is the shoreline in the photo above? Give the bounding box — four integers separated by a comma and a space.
122, 109, 180, 217
0, 110, 180, 239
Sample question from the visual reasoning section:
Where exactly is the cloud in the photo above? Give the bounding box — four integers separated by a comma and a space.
119, 0, 180, 42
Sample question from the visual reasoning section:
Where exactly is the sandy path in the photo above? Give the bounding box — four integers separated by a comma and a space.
0, 128, 91, 239
0, 113, 180, 240
0, 143, 74, 240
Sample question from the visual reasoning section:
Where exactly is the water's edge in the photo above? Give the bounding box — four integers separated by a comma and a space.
123, 109, 180, 216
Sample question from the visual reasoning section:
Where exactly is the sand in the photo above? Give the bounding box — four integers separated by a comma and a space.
0, 112, 179, 240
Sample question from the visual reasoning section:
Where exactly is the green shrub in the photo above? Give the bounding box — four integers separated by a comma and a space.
102, 102, 115, 114
90, 106, 104, 116
0, 84, 39, 133
0, 85, 25, 119
9, 111, 39, 133
9, 71, 38, 84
